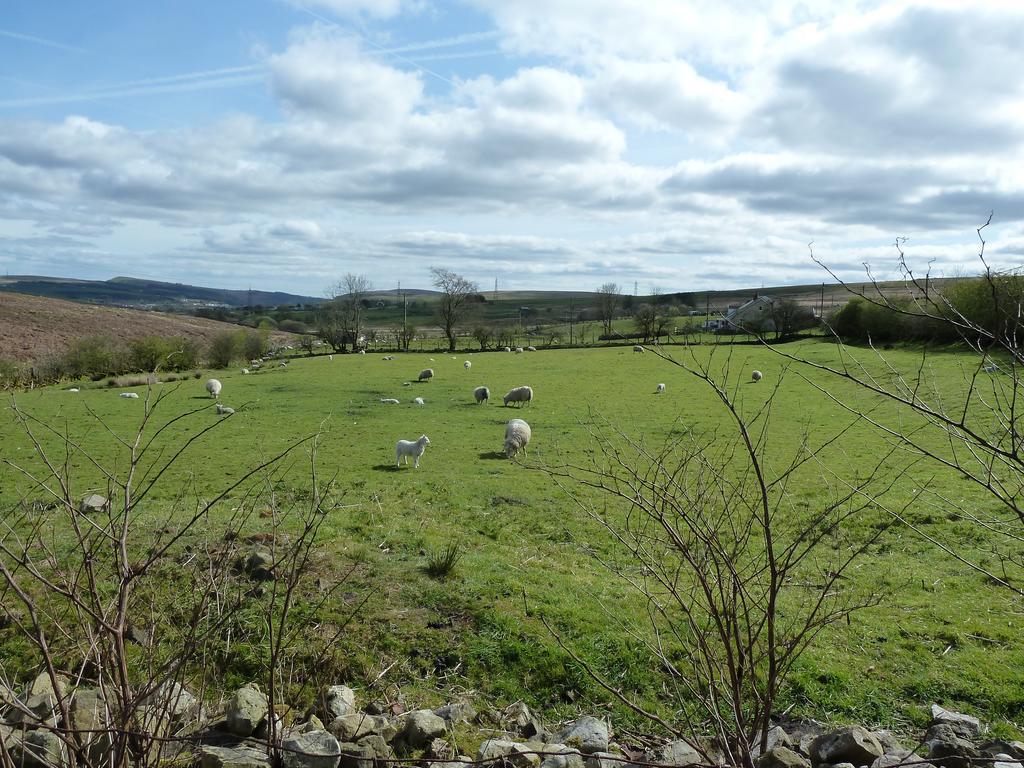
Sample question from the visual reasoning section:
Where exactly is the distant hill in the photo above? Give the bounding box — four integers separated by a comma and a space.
0, 275, 324, 310
0, 292, 295, 365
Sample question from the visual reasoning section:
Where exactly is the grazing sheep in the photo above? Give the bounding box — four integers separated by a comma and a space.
504, 419, 532, 458
67, 388, 80, 393
656, 383, 666, 393
504, 347, 512, 352
526, 346, 536, 352
984, 362, 1000, 373
396, 434, 430, 468
205, 378, 222, 398
418, 368, 434, 382
503, 385, 533, 407
329, 355, 333, 361
216, 403, 235, 415
474, 386, 490, 404
242, 368, 250, 375
515, 347, 524, 354
751, 370, 763, 383
464, 361, 472, 369
413, 397, 425, 405
402, 381, 412, 386
120, 392, 139, 399
279, 361, 288, 368
358, 349, 365, 355
380, 398, 400, 405
633, 345, 645, 353
383, 355, 395, 361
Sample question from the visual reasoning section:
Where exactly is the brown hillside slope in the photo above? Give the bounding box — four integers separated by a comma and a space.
0, 292, 290, 365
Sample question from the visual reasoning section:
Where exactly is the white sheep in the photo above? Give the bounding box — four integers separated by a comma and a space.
67, 388, 80, 393
242, 368, 250, 375
504, 347, 512, 352
633, 345, 645, 353
656, 383, 666, 394
329, 355, 334, 361
358, 350, 365, 355
413, 396, 425, 405
504, 419, 532, 458
205, 378, 222, 398
216, 403, 235, 415
751, 370, 763, 383
120, 392, 139, 399
515, 347, 524, 354
383, 355, 395, 361
984, 362, 1000, 373
396, 434, 430, 468
503, 385, 533, 407
526, 346, 536, 352
474, 386, 490, 404
418, 368, 434, 382
464, 361, 472, 369
380, 398, 400, 405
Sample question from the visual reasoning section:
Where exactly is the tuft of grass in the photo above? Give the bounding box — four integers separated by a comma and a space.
424, 541, 464, 579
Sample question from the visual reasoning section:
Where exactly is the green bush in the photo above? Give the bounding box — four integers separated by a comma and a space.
242, 329, 270, 361
0, 358, 22, 389
207, 330, 241, 369
62, 336, 127, 379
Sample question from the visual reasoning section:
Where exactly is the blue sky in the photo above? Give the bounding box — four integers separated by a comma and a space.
1, 0, 1023, 295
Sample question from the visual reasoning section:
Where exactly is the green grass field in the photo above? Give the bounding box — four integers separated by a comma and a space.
2, 340, 1022, 736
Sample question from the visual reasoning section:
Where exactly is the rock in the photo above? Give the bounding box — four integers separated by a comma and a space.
324, 686, 357, 719
11, 693, 60, 728
245, 548, 275, 580
872, 732, 911, 759
29, 672, 70, 700
200, 744, 273, 768
477, 739, 542, 768
809, 728, 884, 767
930, 706, 982, 740
993, 755, 1023, 768
300, 716, 326, 733
78, 495, 109, 514
557, 717, 608, 755
356, 734, 391, 761
980, 741, 1024, 760
226, 685, 269, 737
925, 723, 981, 768
69, 688, 111, 761
659, 740, 702, 767
328, 713, 389, 743
434, 702, 477, 725
759, 747, 810, 768
428, 738, 456, 761
505, 702, 544, 739
586, 752, 629, 768
281, 729, 342, 768
17, 729, 68, 768
399, 709, 447, 749
337, 742, 376, 768
873, 756, 933, 768
144, 681, 198, 727
539, 744, 584, 768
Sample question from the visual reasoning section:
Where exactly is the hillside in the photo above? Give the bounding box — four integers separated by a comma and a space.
0, 275, 323, 309
0, 291, 292, 365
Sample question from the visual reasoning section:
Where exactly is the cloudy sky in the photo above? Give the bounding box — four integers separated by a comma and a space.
1, 0, 1023, 296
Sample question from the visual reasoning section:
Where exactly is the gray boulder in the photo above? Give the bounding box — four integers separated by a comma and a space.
324, 686, 357, 719
873, 756, 933, 768
328, 713, 389, 743
16, 729, 68, 768
78, 495, 109, 514
505, 702, 544, 739
659, 740, 702, 767
557, 717, 608, 755
539, 744, 584, 768
226, 685, 269, 737
810, 728, 884, 767
399, 709, 447, 749
281, 729, 342, 768
200, 744, 272, 768
477, 739, 542, 768
930, 706, 982, 740
143, 681, 198, 728
925, 723, 981, 768
356, 734, 391, 761
429, 738, 456, 761
337, 742, 375, 768
10, 693, 59, 728
871, 732, 911, 759
434, 702, 477, 725
981, 741, 1024, 760
759, 747, 810, 768
586, 752, 633, 768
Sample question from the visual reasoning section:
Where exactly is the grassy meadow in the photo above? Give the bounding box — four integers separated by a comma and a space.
1, 340, 1022, 737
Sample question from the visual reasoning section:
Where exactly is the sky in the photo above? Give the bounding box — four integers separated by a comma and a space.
1, 0, 1023, 296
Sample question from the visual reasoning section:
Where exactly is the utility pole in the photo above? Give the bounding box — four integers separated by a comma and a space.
402, 290, 408, 352
494, 277, 498, 300
568, 297, 575, 346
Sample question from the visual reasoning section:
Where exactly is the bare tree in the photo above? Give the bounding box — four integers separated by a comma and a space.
322, 274, 372, 352
596, 283, 620, 338
546, 348, 890, 767
430, 267, 479, 352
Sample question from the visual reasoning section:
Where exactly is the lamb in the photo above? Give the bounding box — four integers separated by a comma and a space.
358, 350, 366, 355
751, 370, 763, 383
216, 403, 235, 415
515, 347, 524, 354
413, 397, 425, 405
503, 385, 533, 407
504, 347, 512, 352
396, 434, 430, 468
120, 392, 139, 399
418, 368, 434, 382
205, 378, 222, 398
380, 398, 400, 405
242, 368, 250, 375
329, 355, 333, 361
474, 386, 490, 404
67, 388, 80, 393
633, 345, 645, 353
383, 355, 395, 361
464, 361, 472, 369
504, 419, 532, 458
656, 383, 666, 393
526, 346, 536, 352
983, 362, 1000, 373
